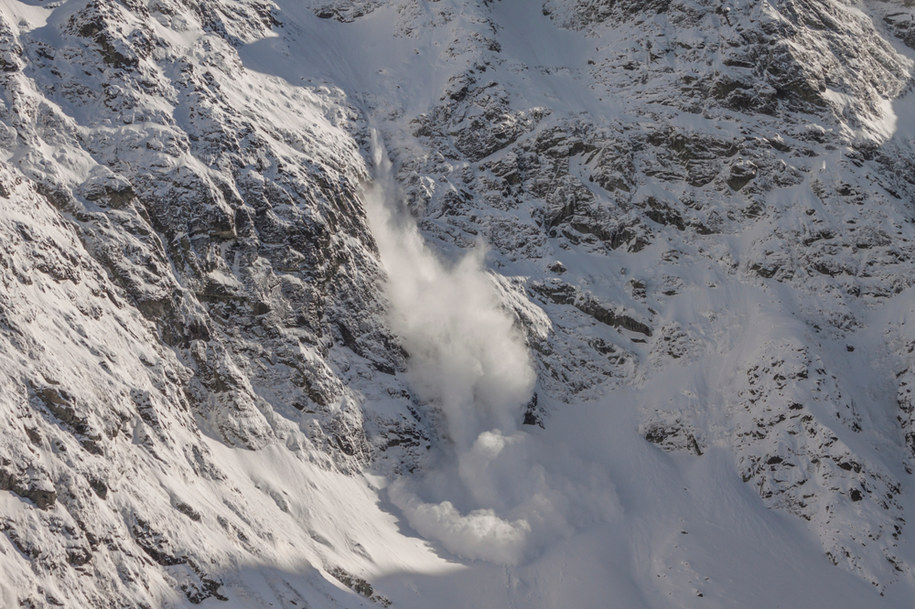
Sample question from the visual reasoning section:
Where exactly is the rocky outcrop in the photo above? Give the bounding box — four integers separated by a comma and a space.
732, 343, 906, 591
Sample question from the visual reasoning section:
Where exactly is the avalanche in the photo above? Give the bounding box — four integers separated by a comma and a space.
1, 0, 915, 608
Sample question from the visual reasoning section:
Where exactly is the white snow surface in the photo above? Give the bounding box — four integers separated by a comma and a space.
2, 0, 915, 608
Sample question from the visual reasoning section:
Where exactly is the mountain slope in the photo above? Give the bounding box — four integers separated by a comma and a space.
1, 0, 915, 607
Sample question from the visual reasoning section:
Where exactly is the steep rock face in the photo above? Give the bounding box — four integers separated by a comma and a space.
364, 0, 915, 594
3, 0, 457, 460
16, 0, 407, 455
0, 163, 220, 608
0, 1, 434, 606
730, 341, 906, 586
544, 0, 909, 124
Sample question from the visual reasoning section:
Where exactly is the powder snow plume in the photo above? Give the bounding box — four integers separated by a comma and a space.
364, 133, 619, 565
363, 132, 546, 563
363, 137, 536, 451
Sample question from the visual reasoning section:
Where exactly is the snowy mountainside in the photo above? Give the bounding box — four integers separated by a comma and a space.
1, 0, 915, 608
0, 0, 435, 606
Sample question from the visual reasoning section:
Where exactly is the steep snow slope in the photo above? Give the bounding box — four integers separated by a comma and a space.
0, 0, 439, 606
2, 0, 915, 607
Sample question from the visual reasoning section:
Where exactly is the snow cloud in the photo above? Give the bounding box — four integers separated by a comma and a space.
363, 145, 535, 451
364, 134, 618, 565
388, 479, 532, 565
